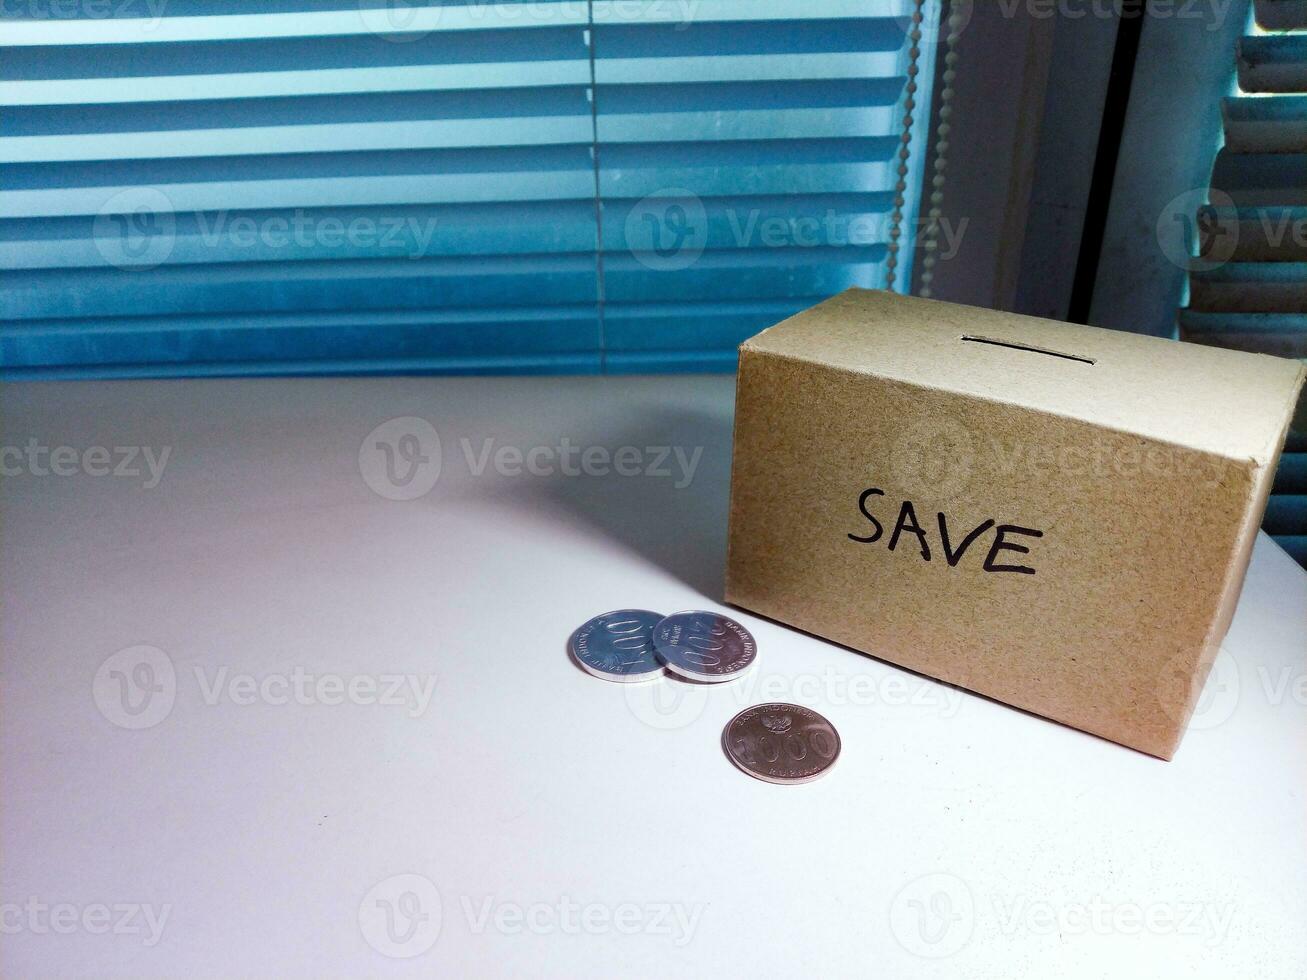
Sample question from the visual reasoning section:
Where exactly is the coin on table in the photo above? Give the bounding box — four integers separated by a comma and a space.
652, 610, 757, 683
722, 703, 841, 784
569, 609, 665, 683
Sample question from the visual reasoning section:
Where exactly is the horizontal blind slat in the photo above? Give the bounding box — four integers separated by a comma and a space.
1, 306, 601, 369
593, 5, 931, 350
3, 256, 601, 320
1, 62, 593, 105
1223, 95, 1307, 153
1178, 311, 1307, 357
1196, 206, 1307, 262
592, 0, 917, 25
1254, 0, 1307, 30
0, 3, 590, 45
1265, 494, 1307, 536
1187, 262, 1307, 313
1212, 150, 1307, 206
1275, 453, 1307, 495
1238, 34, 1307, 93
2, 170, 597, 220
3, 201, 597, 269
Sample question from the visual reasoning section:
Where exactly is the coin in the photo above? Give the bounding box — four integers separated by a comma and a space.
722, 703, 841, 784
569, 609, 665, 683
652, 610, 757, 683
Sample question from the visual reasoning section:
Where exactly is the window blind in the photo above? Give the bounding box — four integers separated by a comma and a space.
1179, 0, 1307, 565
0, 0, 938, 378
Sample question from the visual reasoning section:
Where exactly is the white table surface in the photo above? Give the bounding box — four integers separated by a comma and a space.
2, 375, 1304, 979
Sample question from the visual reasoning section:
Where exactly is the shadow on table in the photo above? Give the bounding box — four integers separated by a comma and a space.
514, 402, 736, 598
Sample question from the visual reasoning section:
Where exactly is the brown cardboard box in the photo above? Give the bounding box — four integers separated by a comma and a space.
726, 288, 1306, 759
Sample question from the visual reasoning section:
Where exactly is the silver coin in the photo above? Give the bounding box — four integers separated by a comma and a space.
722, 703, 841, 784
569, 609, 665, 683
652, 610, 757, 683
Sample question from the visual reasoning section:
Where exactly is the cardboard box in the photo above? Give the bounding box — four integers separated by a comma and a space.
726, 289, 1305, 758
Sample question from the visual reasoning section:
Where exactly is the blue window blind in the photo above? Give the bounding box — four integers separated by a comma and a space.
1178, 0, 1306, 565
1, 0, 939, 378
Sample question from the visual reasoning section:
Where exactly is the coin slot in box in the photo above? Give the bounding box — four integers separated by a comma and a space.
960, 334, 1097, 365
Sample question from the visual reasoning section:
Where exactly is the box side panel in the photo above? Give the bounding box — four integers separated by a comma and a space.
1160, 372, 1306, 756
726, 353, 1254, 758
725, 349, 762, 606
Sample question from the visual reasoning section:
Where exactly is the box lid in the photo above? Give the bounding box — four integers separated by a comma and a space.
741, 288, 1306, 462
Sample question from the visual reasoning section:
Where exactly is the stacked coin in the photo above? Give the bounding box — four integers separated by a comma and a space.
651, 610, 757, 683
569, 609, 841, 784
568, 609, 665, 683
569, 608, 757, 684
